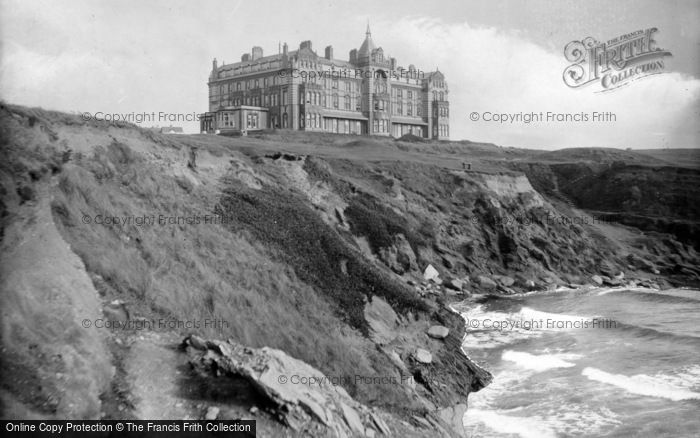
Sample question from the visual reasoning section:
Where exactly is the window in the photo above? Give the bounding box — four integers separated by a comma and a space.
237, 82, 241, 91
255, 79, 259, 89
344, 95, 351, 111
332, 94, 338, 109
332, 79, 338, 89
345, 82, 351, 92
417, 104, 421, 116
246, 113, 259, 129
407, 102, 412, 116
407, 90, 412, 99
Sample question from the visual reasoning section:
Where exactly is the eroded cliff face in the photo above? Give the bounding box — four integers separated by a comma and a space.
509, 160, 700, 285
1, 104, 696, 436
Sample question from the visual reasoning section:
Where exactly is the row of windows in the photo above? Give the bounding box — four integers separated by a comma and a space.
303, 113, 323, 129
435, 125, 449, 137
304, 92, 361, 111
432, 91, 447, 101
392, 99, 422, 116
216, 112, 260, 129
217, 76, 285, 95
434, 106, 449, 117
373, 119, 390, 133
221, 90, 286, 108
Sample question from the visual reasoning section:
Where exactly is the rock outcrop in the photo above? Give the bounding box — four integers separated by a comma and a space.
186, 336, 380, 437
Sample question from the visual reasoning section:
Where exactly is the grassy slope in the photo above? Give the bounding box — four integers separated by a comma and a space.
2, 103, 697, 424
0, 104, 427, 415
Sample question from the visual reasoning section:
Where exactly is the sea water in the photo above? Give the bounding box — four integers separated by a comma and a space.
456, 287, 700, 437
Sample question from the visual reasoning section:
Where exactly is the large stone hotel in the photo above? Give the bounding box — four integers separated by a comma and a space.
199, 26, 449, 139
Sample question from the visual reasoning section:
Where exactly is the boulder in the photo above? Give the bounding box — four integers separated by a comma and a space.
591, 275, 603, 286
188, 334, 208, 350
476, 275, 497, 290
205, 406, 220, 420
423, 264, 440, 281
414, 348, 433, 364
445, 278, 464, 291
427, 325, 450, 340
493, 275, 514, 287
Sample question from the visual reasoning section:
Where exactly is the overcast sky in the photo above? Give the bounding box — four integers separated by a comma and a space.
1, 0, 698, 149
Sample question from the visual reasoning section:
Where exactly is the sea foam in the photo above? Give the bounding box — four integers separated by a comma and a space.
582, 367, 700, 401
502, 350, 577, 372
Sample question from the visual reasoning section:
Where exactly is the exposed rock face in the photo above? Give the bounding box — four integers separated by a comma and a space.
364, 296, 400, 345
186, 336, 382, 437
378, 234, 418, 274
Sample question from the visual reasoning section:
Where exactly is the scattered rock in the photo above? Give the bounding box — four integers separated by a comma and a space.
414, 348, 433, 364
205, 406, 219, 420
427, 326, 450, 340
591, 275, 603, 286
423, 264, 439, 281
249, 406, 259, 415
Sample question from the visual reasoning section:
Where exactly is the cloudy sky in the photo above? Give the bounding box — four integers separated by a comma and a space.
1, 0, 698, 149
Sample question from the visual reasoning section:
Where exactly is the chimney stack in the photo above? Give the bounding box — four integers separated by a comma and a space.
325, 45, 333, 60
251, 46, 263, 61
